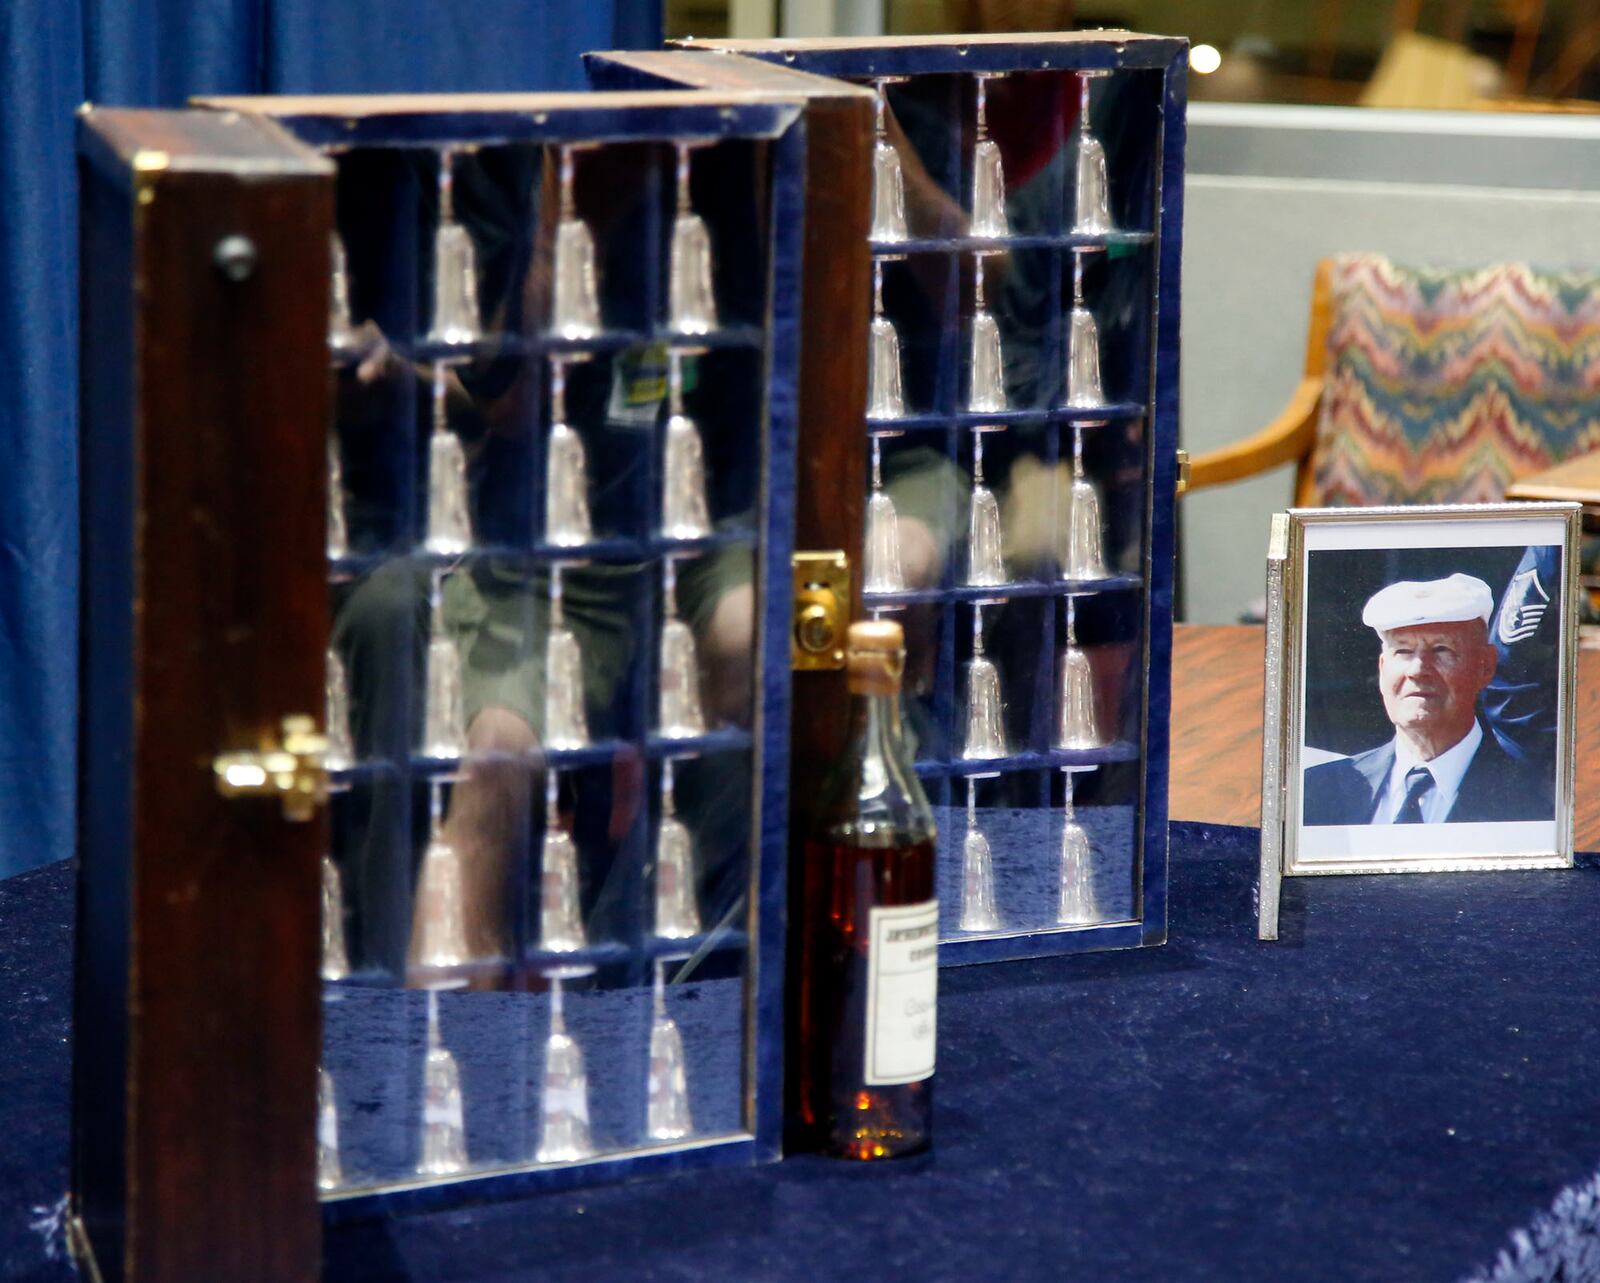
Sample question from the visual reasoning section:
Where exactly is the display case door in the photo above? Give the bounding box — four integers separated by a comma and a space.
76, 108, 332, 1283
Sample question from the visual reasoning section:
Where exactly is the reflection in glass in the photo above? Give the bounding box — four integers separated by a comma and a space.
1056, 597, 1105, 750
417, 990, 469, 1177
967, 255, 1007, 414
962, 605, 1008, 760
970, 73, 1009, 240
1062, 427, 1110, 582
1073, 71, 1116, 236
658, 558, 707, 739
310, 123, 782, 1190
536, 978, 595, 1163
325, 646, 355, 772
1058, 768, 1100, 925
328, 233, 358, 354
427, 149, 482, 347
661, 352, 712, 540
321, 855, 351, 982
668, 142, 718, 337
545, 358, 594, 547
551, 144, 602, 340
544, 567, 590, 751
967, 428, 1006, 588
318, 1067, 343, 1191
326, 440, 349, 561
647, 961, 693, 1142
868, 260, 907, 422
959, 779, 1002, 932
410, 787, 474, 972
1064, 253, 1107, 410
654, 758, 701, 939
422, 586, 466, 760
870, 78, 911, 243
864, 434, 905, 594
425, 364, 472, 555
539, 772, 587, 954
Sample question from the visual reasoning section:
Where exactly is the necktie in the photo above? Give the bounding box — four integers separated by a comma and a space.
1393, 766, 1434, 824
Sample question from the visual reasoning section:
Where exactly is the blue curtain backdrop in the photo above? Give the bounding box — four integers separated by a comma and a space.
0, 0, 659, 879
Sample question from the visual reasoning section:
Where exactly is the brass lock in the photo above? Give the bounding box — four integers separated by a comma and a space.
792, 551, 849, 670
213, 714, 330, 822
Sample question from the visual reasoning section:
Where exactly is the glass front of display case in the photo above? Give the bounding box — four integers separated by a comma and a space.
868, 67, 1160, 947
265, 103, 796, 1198
742, 44, 1177, 959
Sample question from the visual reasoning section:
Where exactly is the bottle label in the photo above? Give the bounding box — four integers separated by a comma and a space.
864, 900, 939, 1085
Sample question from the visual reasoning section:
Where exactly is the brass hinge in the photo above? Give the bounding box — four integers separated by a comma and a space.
792, 551, 849, 670
1176, 448, 1191, 495
214, 714, 329, 822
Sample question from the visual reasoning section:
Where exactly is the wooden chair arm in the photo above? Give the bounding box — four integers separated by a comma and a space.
1185, 375, 1325, 493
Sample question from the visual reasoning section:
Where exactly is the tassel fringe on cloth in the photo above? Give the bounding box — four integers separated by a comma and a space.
1464, 1164, 1600, 1283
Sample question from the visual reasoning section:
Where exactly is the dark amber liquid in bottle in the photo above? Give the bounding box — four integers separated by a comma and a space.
799, 833, 936, 1160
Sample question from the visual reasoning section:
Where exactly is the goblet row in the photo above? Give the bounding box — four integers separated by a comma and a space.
869, 69, 1124, 247
325, 561, 716, 778
321, 763, 712, 991
866, 250, 1124, 425
865, 424, 1120, 595
327, 349, 720, 562
950, 597, 1121, 765
328, 141, 724, 355
317, 966, 701, 1190
954, 766, 1110, 934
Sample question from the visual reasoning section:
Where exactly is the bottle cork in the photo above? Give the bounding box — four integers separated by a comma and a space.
846, 620, 905, 696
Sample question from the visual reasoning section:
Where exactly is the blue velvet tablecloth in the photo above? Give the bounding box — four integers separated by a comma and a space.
7, 823, 1600, 1282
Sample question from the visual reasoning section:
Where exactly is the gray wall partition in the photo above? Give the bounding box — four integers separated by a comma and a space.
1181, 103, 1600, 625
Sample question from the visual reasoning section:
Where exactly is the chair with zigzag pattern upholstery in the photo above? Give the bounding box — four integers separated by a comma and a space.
1187, 253, 1600, 511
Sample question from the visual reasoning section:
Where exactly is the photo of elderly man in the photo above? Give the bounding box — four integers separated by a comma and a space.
1303, 568, 1555, 826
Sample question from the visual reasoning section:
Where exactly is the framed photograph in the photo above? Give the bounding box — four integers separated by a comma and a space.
1258, 503, 1581, 939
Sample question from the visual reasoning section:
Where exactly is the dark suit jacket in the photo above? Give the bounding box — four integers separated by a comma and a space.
1302, 724, 1554, 825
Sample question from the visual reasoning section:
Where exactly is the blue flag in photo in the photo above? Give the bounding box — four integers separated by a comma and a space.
1482, 543, 1561, 775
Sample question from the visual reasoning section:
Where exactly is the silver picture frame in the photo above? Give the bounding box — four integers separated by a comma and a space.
1258, 502, 1582, 941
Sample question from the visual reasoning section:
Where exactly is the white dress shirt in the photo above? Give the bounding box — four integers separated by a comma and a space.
1374, 719, 1483, 823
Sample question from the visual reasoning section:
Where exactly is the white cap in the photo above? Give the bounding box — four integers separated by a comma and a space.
1361, 573, 1494, 633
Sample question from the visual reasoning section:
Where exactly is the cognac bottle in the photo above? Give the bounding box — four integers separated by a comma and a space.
799, 619, 938, 1159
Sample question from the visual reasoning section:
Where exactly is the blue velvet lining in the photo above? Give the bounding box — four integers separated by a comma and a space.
1465, 1162, 1600, 1283
322, 981, 744, 1193
9, 825, 1600, 1281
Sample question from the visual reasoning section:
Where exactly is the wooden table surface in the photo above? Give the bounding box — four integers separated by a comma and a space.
1504, 449, 1600, 505
1169, 623, 1600, 848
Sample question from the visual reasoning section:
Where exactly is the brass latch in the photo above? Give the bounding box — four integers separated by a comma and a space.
1176, 448, 1191, 495
792, 551, 849, 670
214, 714, 329, 822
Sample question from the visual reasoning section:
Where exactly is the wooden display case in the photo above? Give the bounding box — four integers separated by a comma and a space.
74, 87, 810, 1280
593, 34, 1189, 968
